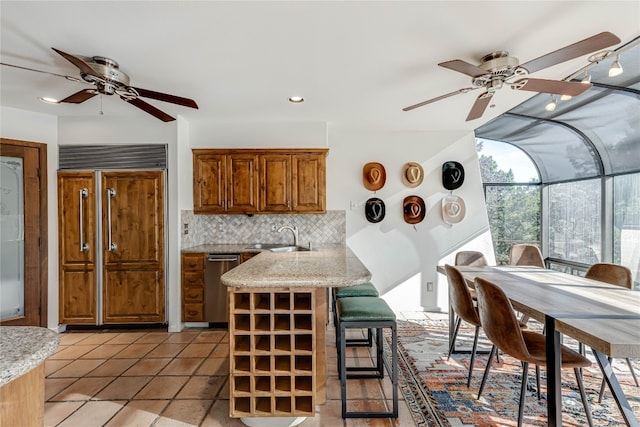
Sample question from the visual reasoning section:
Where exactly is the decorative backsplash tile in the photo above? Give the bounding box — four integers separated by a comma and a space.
181, 210, 346, 248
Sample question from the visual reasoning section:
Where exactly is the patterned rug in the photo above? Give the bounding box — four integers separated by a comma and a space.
385, 318, 640, 426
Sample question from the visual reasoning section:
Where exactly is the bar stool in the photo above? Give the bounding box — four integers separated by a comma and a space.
336, 296, 398, 418
333, 282, 379, 347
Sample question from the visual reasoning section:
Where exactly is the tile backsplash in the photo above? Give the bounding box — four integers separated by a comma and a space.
181, 210, 346, 248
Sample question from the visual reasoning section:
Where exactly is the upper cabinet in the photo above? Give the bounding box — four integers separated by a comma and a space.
193, 148, 327, 214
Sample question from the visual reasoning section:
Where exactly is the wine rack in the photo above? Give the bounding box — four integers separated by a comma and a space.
229, 288, 316, 418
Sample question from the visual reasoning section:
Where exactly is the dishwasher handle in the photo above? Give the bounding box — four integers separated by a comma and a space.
207, 254, 240, 262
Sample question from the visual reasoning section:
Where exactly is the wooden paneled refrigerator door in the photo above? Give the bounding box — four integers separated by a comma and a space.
101, 171, 165, 323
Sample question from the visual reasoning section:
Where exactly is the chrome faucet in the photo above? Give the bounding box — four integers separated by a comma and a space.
277, 225, 299, 246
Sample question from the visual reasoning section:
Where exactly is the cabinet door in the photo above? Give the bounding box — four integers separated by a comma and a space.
102, 171, 165, 323
193, 153, 226, 213
259, 154, 292, 212
58, 172, 97, 324
227, 154, 258, 213
292, 153, 326, 213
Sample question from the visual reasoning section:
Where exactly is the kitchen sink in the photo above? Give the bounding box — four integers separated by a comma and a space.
245, 243, 311, 252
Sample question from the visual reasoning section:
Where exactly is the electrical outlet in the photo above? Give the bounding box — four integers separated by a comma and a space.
271, 224, 277, 232
427, 282, 434, 292
218, 223, 224, 232
183, 223, 188, 235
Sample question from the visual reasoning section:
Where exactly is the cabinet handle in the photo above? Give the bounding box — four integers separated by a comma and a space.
107, 188, 117, 251
78, 188, 89, 253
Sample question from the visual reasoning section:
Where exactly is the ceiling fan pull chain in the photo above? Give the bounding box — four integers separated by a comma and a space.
99, 94, 104, 115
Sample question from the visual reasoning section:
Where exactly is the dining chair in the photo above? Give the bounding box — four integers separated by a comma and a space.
444, 264, 484, 387
455, 251, 488, 267
584, 262, 639, 401
508, 243, 545, 268
474, 277, 594, 427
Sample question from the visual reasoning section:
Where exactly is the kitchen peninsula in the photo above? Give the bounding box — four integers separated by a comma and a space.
221, 244, 371, 421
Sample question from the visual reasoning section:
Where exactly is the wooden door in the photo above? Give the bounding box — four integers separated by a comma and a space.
292, 153, 326, 213
58, 172, 97, 324
193, 152, 226, 213
227, 154, 258, 213
102, 171, 165, 323
0, 140, 47, 326
260, 154, 292, 212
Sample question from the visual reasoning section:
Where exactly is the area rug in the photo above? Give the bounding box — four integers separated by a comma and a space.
385, 318, 640, 426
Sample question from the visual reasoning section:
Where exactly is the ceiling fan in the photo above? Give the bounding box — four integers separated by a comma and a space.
403, 32, 621, 121
1, 47, 198, 122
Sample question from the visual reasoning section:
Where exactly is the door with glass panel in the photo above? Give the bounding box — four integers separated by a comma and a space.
0, 140, 46, 326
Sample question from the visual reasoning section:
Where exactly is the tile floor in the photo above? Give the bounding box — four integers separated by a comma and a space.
44, 311, 439, 427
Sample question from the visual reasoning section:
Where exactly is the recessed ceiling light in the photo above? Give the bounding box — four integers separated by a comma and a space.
288, 96, 304, 103
39, 96, 59, 104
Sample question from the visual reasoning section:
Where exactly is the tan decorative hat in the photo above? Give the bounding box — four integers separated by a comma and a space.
442, 195, 466, 225
402, 162, 424, 188
363, 162, 386, 191
403, 195, 426, 224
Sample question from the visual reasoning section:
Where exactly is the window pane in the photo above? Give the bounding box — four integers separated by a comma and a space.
614, 173, 640, 289
477, 138, 539, 183
548, 179, 601, 264
485, 186, 541, 264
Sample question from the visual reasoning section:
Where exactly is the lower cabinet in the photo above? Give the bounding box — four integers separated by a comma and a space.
228, 287, 316, 418
181, 253, 206, 322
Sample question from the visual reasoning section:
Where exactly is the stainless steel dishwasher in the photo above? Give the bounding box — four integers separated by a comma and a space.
205, 254, 240, 325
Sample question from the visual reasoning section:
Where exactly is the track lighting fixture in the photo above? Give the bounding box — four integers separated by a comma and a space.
581, 71, 592, 84
545, 95, 557, 112
560, 94, 572, 101
608, 54, 623, 77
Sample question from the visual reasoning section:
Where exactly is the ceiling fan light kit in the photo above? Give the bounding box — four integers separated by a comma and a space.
403, 31, 621, 121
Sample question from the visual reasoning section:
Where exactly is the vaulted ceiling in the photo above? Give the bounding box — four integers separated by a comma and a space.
1, 1, 639, 130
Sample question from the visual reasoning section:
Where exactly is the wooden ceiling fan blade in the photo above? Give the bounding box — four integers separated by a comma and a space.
122, 97, 176, 122
59, 89, 98, 104
519, 32, 621, 74
512, 78, 592, 96
439, 60, 487, 78
52, 47, 103, 79
132, 87, 198, 109
466, 92, 494, 121
403, 87, 476, 111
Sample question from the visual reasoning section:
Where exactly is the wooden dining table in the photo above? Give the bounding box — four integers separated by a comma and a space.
441, 265, 640, 427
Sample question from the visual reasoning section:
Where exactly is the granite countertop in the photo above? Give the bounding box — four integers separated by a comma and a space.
181, 243, 259, 254
220, 244, 371, 288
0, 326, 59, 386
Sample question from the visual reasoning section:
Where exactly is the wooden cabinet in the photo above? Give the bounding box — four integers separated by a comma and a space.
181, 253, 206, 322
193, 151, 259, 214
193, 149, 327, 214
58, 171, 165, 325
228, 288, 316, 418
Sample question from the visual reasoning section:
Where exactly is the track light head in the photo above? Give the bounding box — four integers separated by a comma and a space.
609, 54, 623, 77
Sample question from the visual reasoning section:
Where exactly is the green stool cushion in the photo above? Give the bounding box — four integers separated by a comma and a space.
335, 283, 379, 298
338, 296, 396, 322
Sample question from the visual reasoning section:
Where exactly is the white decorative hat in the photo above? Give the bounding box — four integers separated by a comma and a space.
442, 195, 466, 225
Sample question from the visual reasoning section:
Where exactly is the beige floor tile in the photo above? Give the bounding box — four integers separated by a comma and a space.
159, 357, 203, 375
86, 358, 139, 377
178, 343, 216, 358
193, 330, 226, 344
113, 342, 159, 358
218, 377, 230, 399
44, 359, 73, 376
134, 375, 190, 399
299, 400, 344, 427
165, 331, 199, 343
44, 401, 84, 427
135, 331, 171, 344
80, 344, 128, 359
76, 332, 121, 345
56, 400, 126, 427
49, 377, 114, 401
104, 399, 169, 427
211, 342, 229, 357
200, 400, 246, 427
343, 400, 397, 426
145, 342, 188, 358
106, 331, 147, 344
94, 376, 152, 400
195, 357, 229, 376
48, 359, 106, 378
154, 399, 213, 427
45, 378, 78, 401
49, 345, 98, 360
122, 358, 171, 376
175, 375, 225, 399
58, 333, 94, 346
